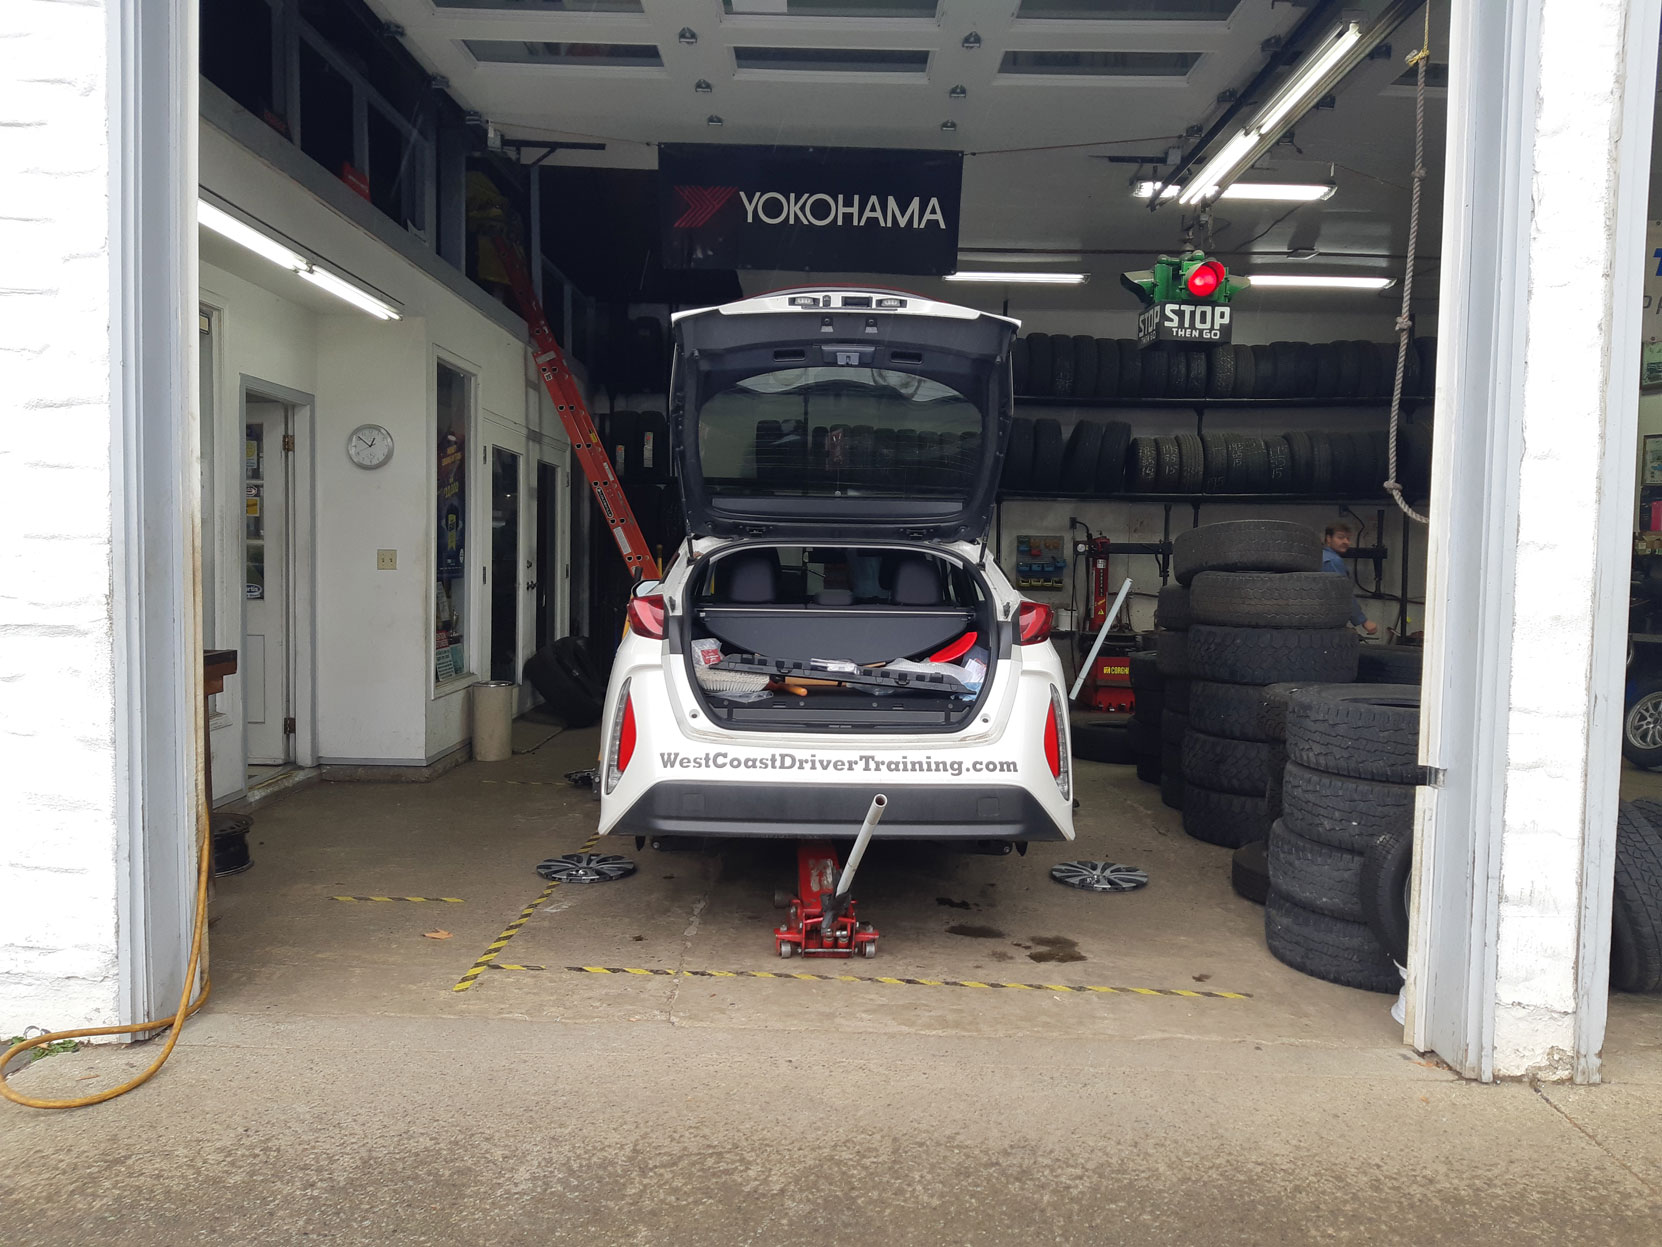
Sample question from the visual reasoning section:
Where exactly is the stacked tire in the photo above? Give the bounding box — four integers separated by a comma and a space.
1127, 649, 1164, 784
1174, 522, 1360, 853
1266, 684, 1420, 992
1153, 586, 1193, 809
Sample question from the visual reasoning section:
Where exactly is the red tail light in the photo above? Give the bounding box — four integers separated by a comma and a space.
1043, 697, 1061, 779
627, 594, 666, 639
1017, 601, 1054, 645
616, 695, 637, 775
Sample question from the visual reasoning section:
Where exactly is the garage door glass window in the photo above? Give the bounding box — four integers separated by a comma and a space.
437, 362, 470, 682
697, 367, 981, 498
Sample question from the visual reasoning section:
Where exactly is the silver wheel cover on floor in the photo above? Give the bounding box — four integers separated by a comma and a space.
535, 853, 637, 883
1050, 861, 1149, 892
1627, 693, 1662, 750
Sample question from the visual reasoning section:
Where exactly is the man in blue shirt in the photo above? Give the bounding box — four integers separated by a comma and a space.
1323, 522, 1379, 636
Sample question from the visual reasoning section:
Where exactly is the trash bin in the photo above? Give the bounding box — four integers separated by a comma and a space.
472, 680, 516, 762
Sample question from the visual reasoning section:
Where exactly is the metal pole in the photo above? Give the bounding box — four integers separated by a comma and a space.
834, 794, 887, 901
1069, 577, 1134, 703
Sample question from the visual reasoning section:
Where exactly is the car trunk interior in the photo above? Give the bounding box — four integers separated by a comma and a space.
682, 544, 998, 732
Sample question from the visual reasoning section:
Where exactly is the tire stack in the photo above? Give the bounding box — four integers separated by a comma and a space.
1127, 649, 1164, 784
1267, 684, 1420, 993
1173, 521, 1360, 851
1153, 585, 1192, 809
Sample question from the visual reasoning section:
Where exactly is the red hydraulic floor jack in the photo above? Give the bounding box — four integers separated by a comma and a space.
775, 794, 886, 959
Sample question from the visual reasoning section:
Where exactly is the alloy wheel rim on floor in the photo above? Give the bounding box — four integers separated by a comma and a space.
534, 854, 638, 883
1050, 862, 1149, 892
1627, 694, 1662, 750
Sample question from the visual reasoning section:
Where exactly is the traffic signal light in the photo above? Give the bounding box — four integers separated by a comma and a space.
1120, 251, 1247, 306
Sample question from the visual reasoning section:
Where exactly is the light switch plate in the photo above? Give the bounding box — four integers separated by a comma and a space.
377, 549, 397, 571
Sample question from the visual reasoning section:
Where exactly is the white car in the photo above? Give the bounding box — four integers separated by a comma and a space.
596, 287, 1074, 847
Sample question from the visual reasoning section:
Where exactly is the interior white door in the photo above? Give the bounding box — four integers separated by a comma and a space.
243, 399, 290, 767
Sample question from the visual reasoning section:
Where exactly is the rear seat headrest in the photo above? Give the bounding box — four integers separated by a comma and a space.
814, 589, 854, 606
722, 550, 779, 603
891, 556, 942, 606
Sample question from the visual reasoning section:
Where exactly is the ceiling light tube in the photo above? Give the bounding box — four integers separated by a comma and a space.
1135, 181, 1334, 202
943, 271, 1088, 285
199, 200, 309, 272
1252, 21, 1363, 135
1244, 274, 1395, 290
1177, 129, 1257, 205
298, 265, 404, 319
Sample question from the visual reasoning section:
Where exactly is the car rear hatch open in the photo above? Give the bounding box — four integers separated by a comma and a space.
670, 289, 1018, 544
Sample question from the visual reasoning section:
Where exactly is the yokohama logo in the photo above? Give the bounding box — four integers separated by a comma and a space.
672, 185, 948, 231
673, 185, 738, 228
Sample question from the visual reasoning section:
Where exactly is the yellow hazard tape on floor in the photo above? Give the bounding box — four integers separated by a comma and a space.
333, 896, 464, 903
561, 966, 1249, 999
451, 831, 602, 992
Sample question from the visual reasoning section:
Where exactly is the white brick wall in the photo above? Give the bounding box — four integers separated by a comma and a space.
0, 0, 124, 1033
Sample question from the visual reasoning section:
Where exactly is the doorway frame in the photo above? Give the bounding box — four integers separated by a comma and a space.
237, 376, 319, 776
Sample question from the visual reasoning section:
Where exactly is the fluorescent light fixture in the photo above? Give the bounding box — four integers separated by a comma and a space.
1244, 274, 1395, 290
1175, 19, 1364, 207
199, 200, 308, 271
298, 266, 403, 319
943, 271, 1088, 285
200, 198, 402, 320
1134, 181, 1334, 202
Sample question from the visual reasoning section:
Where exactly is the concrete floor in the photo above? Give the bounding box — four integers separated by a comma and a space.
5, 726, 1662, 1245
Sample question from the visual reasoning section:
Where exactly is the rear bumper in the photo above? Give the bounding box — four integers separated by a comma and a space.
604, 780, 1070, 842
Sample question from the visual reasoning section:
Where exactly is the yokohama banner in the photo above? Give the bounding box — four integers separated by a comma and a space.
658, 143, 963, 275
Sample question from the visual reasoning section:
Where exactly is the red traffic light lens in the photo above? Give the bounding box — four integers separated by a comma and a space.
1186, 260, 1225, 298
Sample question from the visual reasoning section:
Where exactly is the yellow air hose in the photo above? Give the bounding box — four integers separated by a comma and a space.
1, 810, 212, 1109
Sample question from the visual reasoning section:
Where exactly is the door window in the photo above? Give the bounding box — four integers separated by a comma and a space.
436, 362, 470, 681
490, 446, 521, 681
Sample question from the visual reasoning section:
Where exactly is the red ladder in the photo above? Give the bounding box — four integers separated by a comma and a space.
490, 235, 659, 582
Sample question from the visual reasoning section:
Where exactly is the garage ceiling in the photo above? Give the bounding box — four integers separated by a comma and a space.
366, 0, 1449, 311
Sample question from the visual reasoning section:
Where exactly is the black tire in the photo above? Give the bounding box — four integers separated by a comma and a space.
1611, 802, 1662, 992
1232, 841, 1271, 904
1002, 416, 1035, 491
1186, 624, 1360, 685
1356, 646, 1423, 686
1206, 344, 1236, 398
1281, 761, 1417, 853
1183, 729, 1273, 797
1265, 342, 1294, 399
524, 637, 604, 727
1128, 648, 1163, 690
1292, 343, 1319, 397
1093, 338, 1120, 398
1061, 420, 1106, 493
1401, 423, 1434, 499
1030, 417, 1065, 489
1154, 435, 1183, 490
1164, 678, 1191, 715
1414, 337, 1438, 397
1623, 676, 1662, 770
1117, 339, 1143, 398
1262, 436, 1292, 493
1189, 570, 1354, 629
1095, 421, 1132, 494
1052, 333, 1077, 398
1128, 437, 1159, 491
1284, 684, 1421, 784
1133, 690, 1164, 726
1012, 337, 1030, 395
1161, 764, 1185, 810
1071, 335, 1098, 398
1184, 783, 1271, 848
1270, 820, 1366, 922
1071, 720, 1136, 764
1265, 889, 1401, 992
1354, 340, 1382, 398
1127, 715, 1161, 755
1235, 437, 1270, 492
1259, 681, 1323, 742
1136, 753, 1163, 784
1312, 343, 1342, 399
1200, 432, 1230, 492
1141, 346, 1171, 398
1222, 435, 1251, 492
1189, 680, 1275, 742
1266, 750, 1286, 820
1283, 431, 1314, 493
1253, 345, 1278, 399
1335, 341, 1364, 397
1184, 350, 1210, 399
1359, 825, 1413, 965
1328, 431, 1356, 496
1156, 630, 1188, 678
1176, 432, 1205, 491
1373, 343, 1401, 397
1232, 344, 1256, 398
1026, 333, 1054, 397
1154, 585, 1193, 632
1347, 430, 1378, 495
1172, 519, 1322, 585
1160, 709, 1189, 747
1309, 431, 1335, 494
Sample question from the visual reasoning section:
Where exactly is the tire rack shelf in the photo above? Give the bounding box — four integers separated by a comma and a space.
1011, 395, 1429, 410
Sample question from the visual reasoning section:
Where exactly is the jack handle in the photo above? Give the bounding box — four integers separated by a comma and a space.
821, 794, 887, 936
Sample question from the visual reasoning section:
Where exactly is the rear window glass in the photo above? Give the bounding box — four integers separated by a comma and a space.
696, 367, 983, 497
